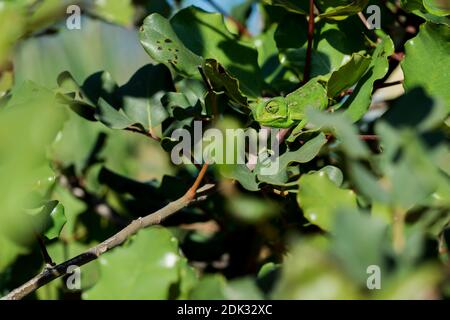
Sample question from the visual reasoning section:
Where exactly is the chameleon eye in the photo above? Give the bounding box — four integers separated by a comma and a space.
265, 101, 279, 114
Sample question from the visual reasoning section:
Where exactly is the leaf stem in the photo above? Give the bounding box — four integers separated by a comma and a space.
36, 234, 55, 267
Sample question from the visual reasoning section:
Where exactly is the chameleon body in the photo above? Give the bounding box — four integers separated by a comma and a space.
249, 78, 328, 129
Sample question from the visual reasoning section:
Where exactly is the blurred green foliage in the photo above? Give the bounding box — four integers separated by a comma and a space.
0, 0, 449, 300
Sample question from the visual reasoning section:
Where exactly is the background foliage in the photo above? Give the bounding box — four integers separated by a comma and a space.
0, 0, 449, 300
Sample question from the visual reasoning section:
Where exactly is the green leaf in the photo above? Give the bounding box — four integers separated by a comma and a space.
57, 65, 174, 132
189, 274, 226, 299
83, 228, 189, 299
381, 87, 448, 131
402, 22, 450, 109
257, 262, 280, 294
86, 0, 135, 26
43, 202, 66, 240
332, 211, 388, 284
307, 109, 370, 159
118, 64, 173, 130
223, 277, 264, 300
276, 17, 368, 80
96, 97, 135, 130
272, 237, 361, 299
327, 52, 371, 98
171, 7, 262, 98
423, 0, 450, 16
15, 17, 150, 88
318, 165, 344, 187
317, 0, 369, 20
161, 91, 201, 120
220, 164, 260, 191
342, 35, 394, 121
374, 264, 443, 299
140, 7, 263, 98
189, 274, 263, 299
139, 13, 203, 77
0, 81, 67, 253
253, 24, 298, 91
202, 59, 248, 107
401, 1, 450, 27
375, 125, 444, 208
0, 3, 26, 67
348, 162, 390, 203
257, 132, 327, 185
297, 171, 358, 230
0, 235, 29, 272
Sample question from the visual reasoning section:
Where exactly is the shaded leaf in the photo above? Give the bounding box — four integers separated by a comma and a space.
202, 59, 248, 107
327, 52, 371, 98
139, 13, 203, 77
15, 17, 149, 87
83, 228, 189, 299
297, 171, 358, 230
43, 202, 66, 240
307, 109, 369, 159
342, 35, 394, 121
220, 164, 260, 191
332, 210, 388, 284
257, 132, 327, 185
171, 7, 262, 97
317, 0, 369, 20
402, 22, 450, 109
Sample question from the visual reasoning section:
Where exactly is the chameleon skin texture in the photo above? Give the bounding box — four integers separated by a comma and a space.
250, 78, 328, 128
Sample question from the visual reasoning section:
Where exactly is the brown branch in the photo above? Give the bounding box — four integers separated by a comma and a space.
1, 164, 210, 300
359, 135, 379, 141
357, 12, 372, 30
374, 80, 403, 90
344, 80, 404, 96
326, 133, 379, 141
303, 0, 315, 84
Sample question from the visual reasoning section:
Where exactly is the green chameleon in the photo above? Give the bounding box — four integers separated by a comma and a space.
249, 78, 329, 130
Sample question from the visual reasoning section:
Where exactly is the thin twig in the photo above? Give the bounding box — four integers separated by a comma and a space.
2, 163, 210, 300
344, 80, 404, 96
36, 235, 55, 267
374, 80, 403, 90
357, 12, 371, 30
303, 0, 315, 84
359, 135, 379, 141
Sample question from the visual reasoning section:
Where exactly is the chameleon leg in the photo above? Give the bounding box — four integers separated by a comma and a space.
286, 120, 308, 143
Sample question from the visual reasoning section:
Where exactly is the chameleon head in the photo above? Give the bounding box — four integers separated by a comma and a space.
249, 97, 292, 128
